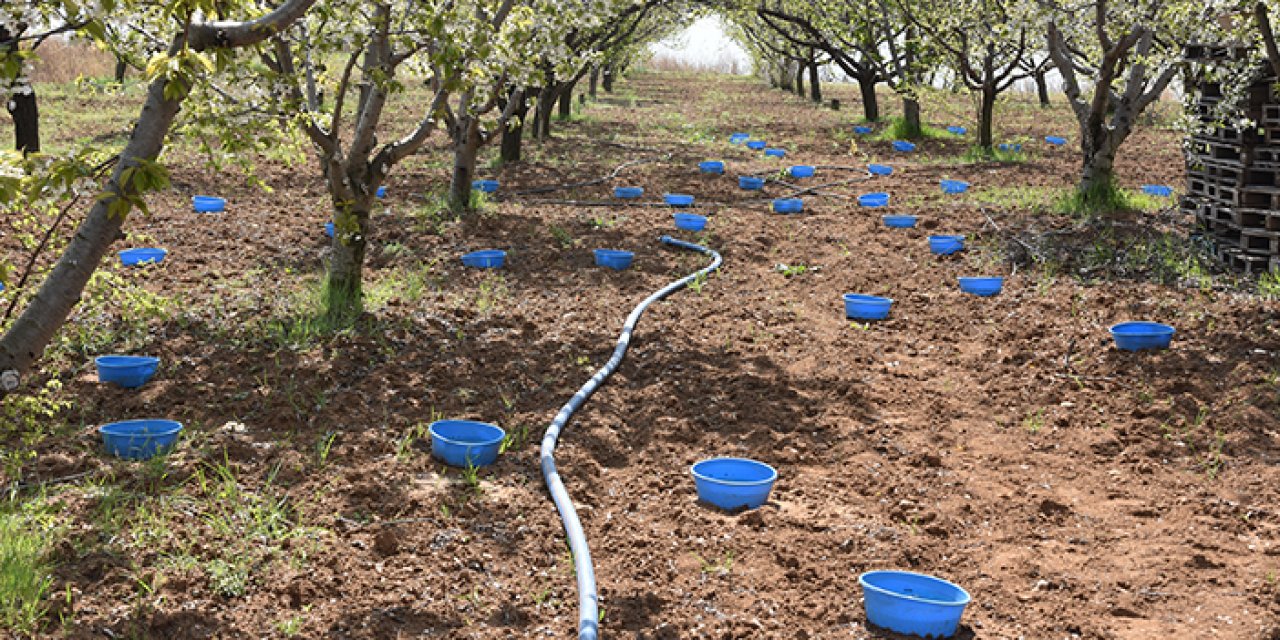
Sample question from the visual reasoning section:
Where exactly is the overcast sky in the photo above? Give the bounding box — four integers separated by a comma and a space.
648, 16, 752, 74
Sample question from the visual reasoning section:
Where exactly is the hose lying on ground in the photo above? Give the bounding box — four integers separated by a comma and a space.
539, 235, 723, 640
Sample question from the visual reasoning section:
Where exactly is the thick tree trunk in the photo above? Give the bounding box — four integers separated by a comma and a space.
448, 118, 482, 212
793, 60, 805, 97
779, 61, 794, 92
1079, 137, 1119, 197
325, 202, 370, 318
501, 93, 527, 164
902, 97, 922, 137
978, 85, 996, 150
557, 81, 575, 120
589, 66, 599, 99
534, 84, 556, 140
115, 58, 128, 83
8, 90, 38, 154
859, 75, 879, 121
602, 65, 614, 93
1034, 69, 1050, 107
809, 61, 821, 103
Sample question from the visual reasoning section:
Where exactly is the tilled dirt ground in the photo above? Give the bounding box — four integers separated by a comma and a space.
5, 72, 1280, 639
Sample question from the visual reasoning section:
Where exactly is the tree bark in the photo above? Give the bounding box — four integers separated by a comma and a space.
602, 65, 614, 93
1079, 145, 1117, 196
858, 74, 879, 121
115, 57, 128, 83
8, 90, 38, 154
1034, 69, 1050, 107
808, 60, 821, 102
557, 80, 575, 120
793, 60, 805, 97
534, 84, 556, 140
779, 61, 795, 92
448, 117, 482, 212
902, 97, 922, 137
589, 66, 599, 99
978, 84, 996, 150
500, 92, 527, 164
325, 202, 370, 318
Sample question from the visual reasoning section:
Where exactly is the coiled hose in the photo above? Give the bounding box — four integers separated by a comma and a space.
540, 235, 722, 640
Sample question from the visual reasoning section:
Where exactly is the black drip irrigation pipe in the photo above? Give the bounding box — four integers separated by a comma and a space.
540, 235, 722, 640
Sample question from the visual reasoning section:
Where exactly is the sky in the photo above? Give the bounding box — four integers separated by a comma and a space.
647, 16, 752, 74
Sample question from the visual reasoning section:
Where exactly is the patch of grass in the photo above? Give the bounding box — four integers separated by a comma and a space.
475, 273, 509, 315
1056, 178, 1164, 218
0, 507, 57, 634
1258, 270, 1280, 299
548, 224, 575, 249
1022, 408, 1046, 434
872, 117, 949, 142
971, 185, 1062, 213
960, 145, 1026, 163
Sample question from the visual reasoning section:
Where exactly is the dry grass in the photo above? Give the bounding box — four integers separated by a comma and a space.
30, 39, 117, 84
646, 52, 747, 75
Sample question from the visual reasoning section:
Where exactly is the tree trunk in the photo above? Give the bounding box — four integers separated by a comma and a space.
8, 90, 38, 154
859, 75, 879, 121
448, 117, 482, 212
589, 66, 599, 99
809, 61, 821, 102
325, 202, 370, 319
1079, 137, 1118, 198
534, 84, 556, 140
115, 58, 128, 83
978, 84, 996, 150
602, 65, 614, 93
902, 97, 922, 138
779, 61, 795, 92
501, 93, 527, 164
1034, 69, 1050, 107
557, 81, 575, 120
793, 60, 805, 97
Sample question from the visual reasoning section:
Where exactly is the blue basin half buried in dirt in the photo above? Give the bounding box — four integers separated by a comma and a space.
1110, 321, 1175, 352
730, 133, 750, 144
472, 179, 499, 193
947, 126, 967, 136
699, 160, 725, 174
940, 179, 970, 194
746, 140, 766, 150
859, 192, 890, 208
789, 165, 815, 178
868, 164, 893, 176
1045, 135, 1067, 146
594, 249, 635, 270
99, 419, 183, 460
893, 140, 916, 152
325, 221, 335, 238
673, 213, 707, 231
739, 176, 764, 190
95, 355, 161, 389
1141, 184, 1173, 197
429, 420, 506, 467
614, 186, 644, 199
764, 148, 786, 158
665, 193, 695, 207
119, 248, 168, 267
690, 457, 777, 511
860, 570, 972, 639
376, 185, 387, 198
883, 215, 917, 228
853, 125, 873, 134
192, 196, 225, 212
929, 235, 965, 255
998, 143, 1022, 152
958, 276, 1004, 297
844, 294, 893, 321
772, 198, 804, 214
461, 249, 506, 269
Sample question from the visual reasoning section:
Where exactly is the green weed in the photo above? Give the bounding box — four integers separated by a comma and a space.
0, 508, 56, 633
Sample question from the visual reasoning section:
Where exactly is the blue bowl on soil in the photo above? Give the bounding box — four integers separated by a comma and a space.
428, 420, 506, 467
614, 186, 644, 199
461, 250, 505, 269
958, 276, 1004, 297
868, 164, 893, 176
859, 192, 890, 208
95, 355, 160, 389
844, 294, 893, 321
699, 160, 725, 174
746, 140, 766, 150
673, 213, 707, 231
376, 185, 387, 198
884, 215, 917, 228
730, 133, 750, 144
1141, 184, 1173, 197
665, 193, 695, 207
472, 179, 499, 193
1045, 136, 1066, 146
998, 143, 1022, 152
739, 176, 764, 190
764, 148, 786, 158
594, 249, 634, 270
325, 221, 335, 238
1110, 321, 1175, 351
690, 458, 777, 511
860, 570, 971, 638
773, 198, 804, 214
941, 179, 970, 194
119, 248, 167, 267
99, 419, 183, 460
947, 126, 967, 136
853, 125, 873, 135
893, 140, 916, 152
929, 235, 965, 255
192, 196, 225, 213
789, 165, 815, 178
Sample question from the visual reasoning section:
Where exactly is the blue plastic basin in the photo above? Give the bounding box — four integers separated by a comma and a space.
738, 176, 764, 190
325, 221, 335, 238
789, 165, 815, 178
690, 458, 777, 511
958, 276, 1004, 297
95, 356, 160, 389
461, 249, 506, 269
1045, 136, 1066, 146
1110, 321, 1175, 351
119, 248, 167, 266
853, 125, 873, 134
844, 293, 893, 321
868, 164, 893, 176
773, 198, 804, 214
665, 193, 695, 207
614, 186, 644, 199
730, 133, 750, 144
883, 215, 917, 228
99, 419, 183, 460
764, 148, 786, 158
472, 179, 499, 193
192, 196, 225, 212
699, 160, 725, 174
893, 140, 916, 152
941, 179, 970, 194
428, 420, 505, 467
929, 235, 965, 255
947, 126, 967, 136
860, 570, 971, 638
376, 185, 387, 198
1142, 184, 1173, 197
673, 213, 707, 231
594, 249, 635, 270
746, 140, 766, 150
998, 143, 1022, 152
859, 192, 890, 208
